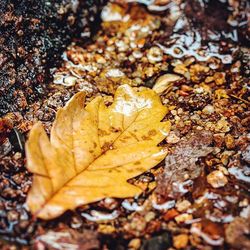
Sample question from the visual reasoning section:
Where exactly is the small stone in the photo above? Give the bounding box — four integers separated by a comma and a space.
70, 216, 82, 229
194, 87, 204, 94
218, 165, 229, 175
128, 217, 146, 233
177, 108, 183, 114
196, 126, 203, 130
95, 54, 106, 64
190, 114, 200, 121
239, 198, 249, 207
106, 46, 115, 52
145, 67, 154, 77
215, 89, 229, 99
128, 238, 141, 250
163, 209, 179, 221
205, 76, 214, 83
175, 213, 193, 224
215, 117, 230, 133
98, 224, 116, 234
213, 133, 225, 148
190, 64, 209, 82
181, 85, 193, 92
174, 64, 188, 75
7, 210, 19, 221
207, 170, 228, 188
132, 50, 143, 59
54, 74, 77, 86
147, 46, 163, 64
178, 90, 189, 96
176, 200, 191, 212
129, 55, 136, 63
184, 57, 195, 66
171, 110, 177, 115
202, 105, 215, 115
105, 68, 125, 78
174, 115, 181, 122
221, 150, 234, 166
102, 197, 119, 210
173, 234, 189, 249
64, 76, 77, 86
240, 205, 250, 218
214, 72, 226, 85
166, 132, 180, 144
145, 211, 156, 222
101, 4, 123, 22
0, 138, 12, 156
225, 134, 235, 149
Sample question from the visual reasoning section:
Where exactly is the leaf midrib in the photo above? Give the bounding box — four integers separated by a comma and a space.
38, 109, 142, 214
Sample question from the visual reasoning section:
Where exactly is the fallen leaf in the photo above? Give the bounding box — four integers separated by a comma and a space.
26, 84, 170, 219
155, 130, 213, 200
153, 74, 181, 95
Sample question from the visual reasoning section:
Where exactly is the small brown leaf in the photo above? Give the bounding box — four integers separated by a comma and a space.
156, 130, 213, 200
225, 217, 250, 249
26, 85, 170, 219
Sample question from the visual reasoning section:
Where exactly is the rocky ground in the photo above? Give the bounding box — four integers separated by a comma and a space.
0, 0, 249, 249
0, 0, 107, 116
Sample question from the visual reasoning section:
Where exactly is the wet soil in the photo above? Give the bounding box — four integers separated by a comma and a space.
0, 0, 249, 249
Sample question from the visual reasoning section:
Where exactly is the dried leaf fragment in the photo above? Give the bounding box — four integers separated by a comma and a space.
153, 74, 181, 95
225, 217, 250, 249
26, 85, 170, 219
156, 130, 213, 200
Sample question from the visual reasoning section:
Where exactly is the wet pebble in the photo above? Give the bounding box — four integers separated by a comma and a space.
166, 131, 180, 144
176, 200, 191, 212
173, 234, 189, 249
207, 170, 228, 188
225, 134, 235, 149
128, 238, 141, 250
202, 105, 215, 115
175, 213, 193, 224
147, 47, 163, 64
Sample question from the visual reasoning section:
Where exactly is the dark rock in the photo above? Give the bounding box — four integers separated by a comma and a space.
141, 232, 171, 250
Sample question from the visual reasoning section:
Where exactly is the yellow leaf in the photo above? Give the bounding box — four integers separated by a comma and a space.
25, 85, 171, 220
